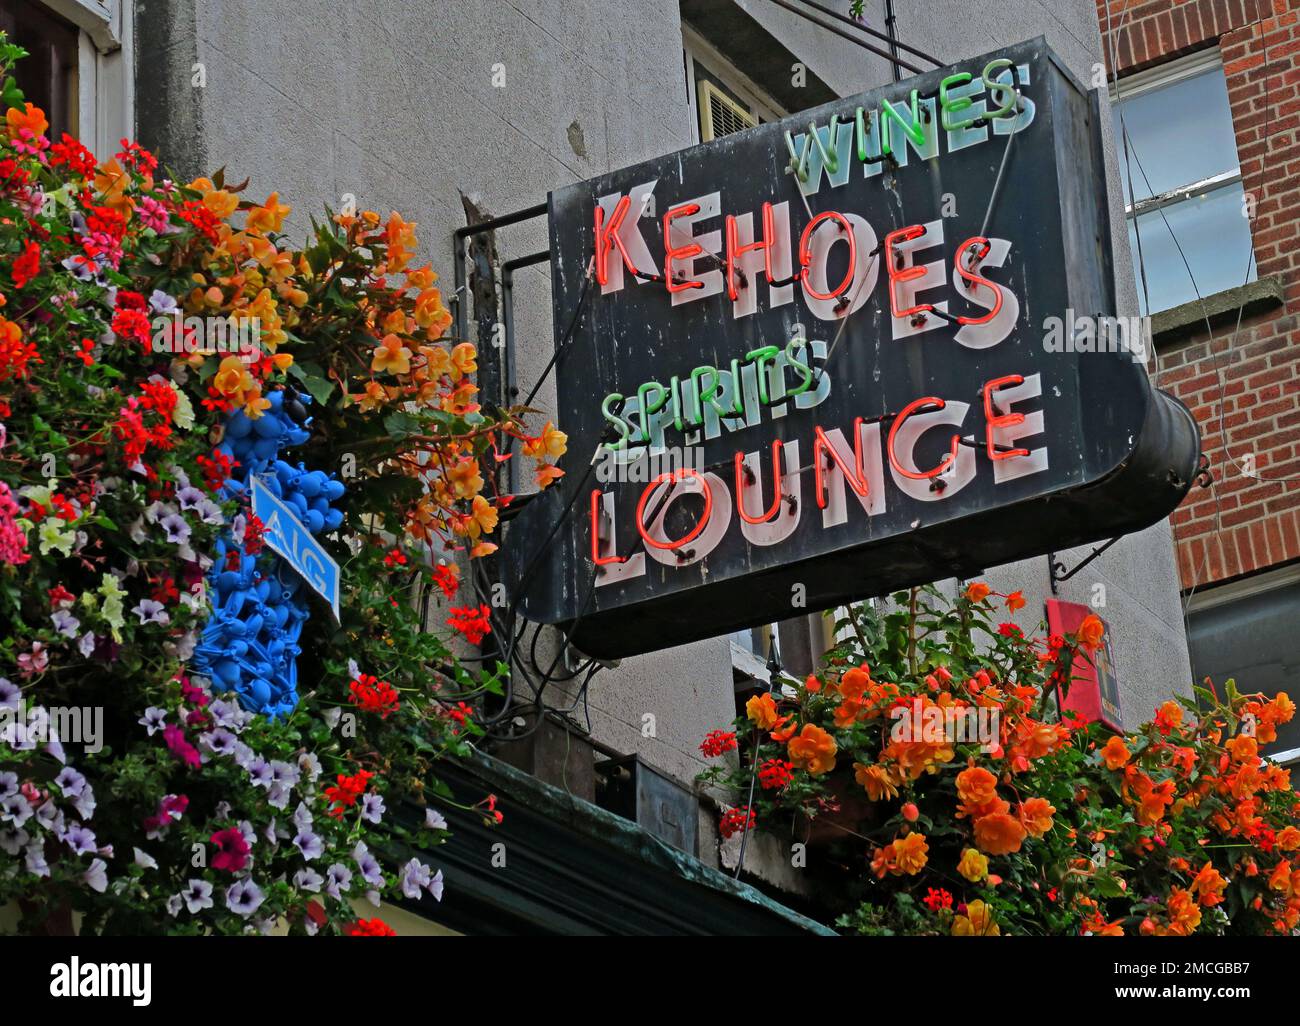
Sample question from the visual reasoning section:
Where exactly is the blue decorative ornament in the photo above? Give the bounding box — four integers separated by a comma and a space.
192, 389, 345, 719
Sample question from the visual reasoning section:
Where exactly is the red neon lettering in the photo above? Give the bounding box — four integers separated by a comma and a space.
887, 397, 959, 480
955, 236, 1003, 326
594, 195, 637, 288
590, 489, 627, 566
734, 442, 784, 524
884, 224, 933, 319
663, 203, 705, 293
725, 202, 776, 302
982, 375, 1031, 462
813, 420, 870, 509
635, 469, 714, 550
799, 210, 857, 301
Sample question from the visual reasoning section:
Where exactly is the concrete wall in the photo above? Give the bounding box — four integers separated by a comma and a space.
132, 0, 1193, 883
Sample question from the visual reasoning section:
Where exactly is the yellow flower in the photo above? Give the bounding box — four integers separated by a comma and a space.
247, 192, 291, 234
447, 459, 484, 500
523, 421, 568, 460
952, 900, 999, 936
469, 494, 498, 536
746, 692, 779, 730
371, 333, 412, 376
450, 341, 477, 377
957, 847, 989, 883
189, 176, 239, 219
892, 832, 928, 875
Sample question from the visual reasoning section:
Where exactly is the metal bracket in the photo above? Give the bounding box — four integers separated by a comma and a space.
1048, 536, 1121, 594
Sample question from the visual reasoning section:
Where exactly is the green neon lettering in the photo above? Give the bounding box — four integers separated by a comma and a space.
745, 346, 781, 405
880, 89, 924, 155
939, 72, 975, 131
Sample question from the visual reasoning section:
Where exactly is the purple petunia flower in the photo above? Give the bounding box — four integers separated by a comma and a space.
51, 610, 80, 638
54, 767, 86, 799
0, 794, 32, 828
25, 840, 49, 877
63, 823, 97, 856
0, 771, 17, 800
424, 808, 448, 831
0, 678, 20, 712
293, 829, 322, 861
77, 632, 97, 658
324, 863, 352, 900
134, 848, 158, 870
0, 827, 29, 856
428, 869, 444, 902
131, 599, 170, 626
352, 842, 383, 887
200, 728, 238, 757
84, 858, 109, 893
159, 513, 191, 545
293, 867, 323, 893
399, 858, 432, 900
139, 707, 167, 736
360, 793, 385, 825
225, 878, 265, 918
182, 878, 214, 913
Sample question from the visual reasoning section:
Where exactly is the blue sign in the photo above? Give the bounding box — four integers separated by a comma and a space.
251, 475, 340, 621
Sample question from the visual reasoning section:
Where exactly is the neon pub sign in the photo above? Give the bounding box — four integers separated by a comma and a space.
509, 38, 1200, 659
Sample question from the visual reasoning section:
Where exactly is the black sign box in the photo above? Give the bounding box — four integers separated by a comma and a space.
507, 37, 1200, 659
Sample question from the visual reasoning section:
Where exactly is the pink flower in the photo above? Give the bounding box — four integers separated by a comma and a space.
209, 827, 250, 873
0, 480, 30, 567
137, 196, 172, 234
162, 723, 201, 768
17, 642, 47, 678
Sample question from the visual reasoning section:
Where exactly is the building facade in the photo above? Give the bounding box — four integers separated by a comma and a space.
4, 0, 1219, 928
1096, 0, 1300, 764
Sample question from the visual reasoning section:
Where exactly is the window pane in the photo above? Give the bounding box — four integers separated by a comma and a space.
1188, 580, 1300, 760
1126, 182, 1256, 314
1115, 66, 1239, 205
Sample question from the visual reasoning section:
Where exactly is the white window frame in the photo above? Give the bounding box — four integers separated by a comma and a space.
30, 0, 133, 156
682, 25, 784, 145
1109, 49, 1242, 222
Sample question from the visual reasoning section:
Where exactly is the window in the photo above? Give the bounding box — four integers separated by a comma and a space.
683, 26, 783, 144
0, 0, 132, 154
1187, 565, 1300, 765
1111, 50, 1256, 315
0, 1, 79, 141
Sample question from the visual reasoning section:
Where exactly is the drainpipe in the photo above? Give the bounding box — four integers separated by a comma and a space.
885, 0, 902, 82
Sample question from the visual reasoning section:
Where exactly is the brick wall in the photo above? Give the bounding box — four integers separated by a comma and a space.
1097, 0, 1300, 589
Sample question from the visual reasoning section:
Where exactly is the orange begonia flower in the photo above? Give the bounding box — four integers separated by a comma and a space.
1018, 797, 1056, 838
1004, 590, 1025, 613
892, 832, 928, 875
1077, 613, 1105, 650
964, 582, 991, 603
1100, 735, 1130, 771
973, 812, 1027, 855
956, 766, 999, 807
746, 692, 779, 731
1189, 861, 1226, 907
787, 724, 837, 776
6, 102, 48, 140
854, 762, 898, 802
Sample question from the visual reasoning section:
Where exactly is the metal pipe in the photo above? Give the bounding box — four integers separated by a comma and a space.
501, 249, 552, 488
450, 201, 548, 342
795, 0, 944, 70
764, 0, 925, 75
